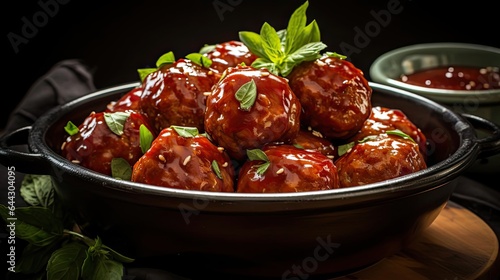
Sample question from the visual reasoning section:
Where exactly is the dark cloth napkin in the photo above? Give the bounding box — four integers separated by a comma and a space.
2, 59, 96, 134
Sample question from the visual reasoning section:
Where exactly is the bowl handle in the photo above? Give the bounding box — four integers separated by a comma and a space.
461, 113, 500, 159
0, 126, 52, 175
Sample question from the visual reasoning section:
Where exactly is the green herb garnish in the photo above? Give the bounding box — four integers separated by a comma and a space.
156, 51, 176, 67
111, 158, 132, 180
171, 125, 199, 138
104, 112, 130, 136
185, 53, 213, 68
337, 142, 355, 157
139, 124, 154, 154
137, 51, 176, 82
326, 51, 347, 59
235, 79, 257, 111
212, 160, 223, 179
64, 121, 79, 136
238, 1, 327, 77
387, 129, 416, 143
247, 148, 271, 175
199, 44, 216, 54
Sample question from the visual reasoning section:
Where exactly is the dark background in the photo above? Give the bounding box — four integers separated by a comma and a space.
3, 0, 499, 130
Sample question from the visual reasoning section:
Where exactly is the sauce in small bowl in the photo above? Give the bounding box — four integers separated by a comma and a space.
370, 43, 500, 174
399, 66, 500, 91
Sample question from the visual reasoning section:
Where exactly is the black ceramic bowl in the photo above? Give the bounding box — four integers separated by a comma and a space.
1, 82, 499, 279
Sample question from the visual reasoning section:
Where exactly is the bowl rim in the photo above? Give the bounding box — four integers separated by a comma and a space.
29, 82, 480, 206
369, 42, 500, 103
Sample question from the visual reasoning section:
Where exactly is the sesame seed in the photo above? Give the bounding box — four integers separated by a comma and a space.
71, 160, 81, 164
183, 155, 192, 166
276, 168, 284, 174
61, 142, 66, 150
203, 91, 211, 96
158, 154, 166, 162
261, 71, 270, 77
222, 162, 228, 167
327, 155, 335, 159
312, 130, 323, 138
316, 60, 326, 67
217, 147, 225, 152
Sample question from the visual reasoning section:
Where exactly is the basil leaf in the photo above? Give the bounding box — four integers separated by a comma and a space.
260, 22, 283, 61
101, 244, 135, 263
0, 205, 64, 246
137, 68, 157, 82
15, 241, 61, 274
247, 149, 269, 162
387, 129, 416, 143
20, 174, 54, 207
326, 51, 347, 60
238, 31, 267, 58
358, 135, 379, 143
212, 160, 223, 180
64, 121, 79, 136
139, 124, 154, 154
111, 158, 132, 181
277, 29, 287, 48
171, 125, 199, 138
104, 112, 130, 136
186, 53, 213, 68
235, 79, 257, 111
82, 237, 124, 280
255, 162, 271, 175
156, 51, 176, 68
82, 253, 124, 280
338, 142, 355, 157
47, 242, 88, 280
199, 44, 216, 54
294, 20, 321, 51
287, 41, 327, 63
285, 0, 309, 54
251, 58, 279, 76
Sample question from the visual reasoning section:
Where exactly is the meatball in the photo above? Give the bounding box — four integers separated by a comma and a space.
236, 144, 340, 193
140, 58, 219, 132
204, 64, 301, 161
291, 129, 337, 159
288, 55, 372, 140
61, 111, 156, 177
106, 86, 143, 112
131, 126, 235, 192
203, 40, 258, 73
335, 134, 427, 188
347, 106, 427, 157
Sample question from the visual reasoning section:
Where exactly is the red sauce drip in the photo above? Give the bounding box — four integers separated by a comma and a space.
399, 66, 500, 90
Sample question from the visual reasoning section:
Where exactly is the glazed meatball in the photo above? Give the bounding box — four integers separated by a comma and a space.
204, 65, 301, 161
106, 86, 143, 112
348, 106, 427, 157
288, 55, 372, 140
61, 111, 156, 177
140, 58, 219, 132
335, 134, 427, 188
237, 144, 340, 193
131, 126, 235, 192
291, 129, 337, 159
203, 40, 258, 73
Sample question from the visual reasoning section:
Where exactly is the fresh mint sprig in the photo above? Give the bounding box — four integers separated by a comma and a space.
238, 1, 327, 77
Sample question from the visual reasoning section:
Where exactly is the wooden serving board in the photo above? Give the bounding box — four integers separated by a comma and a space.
332, 201, 499, 280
